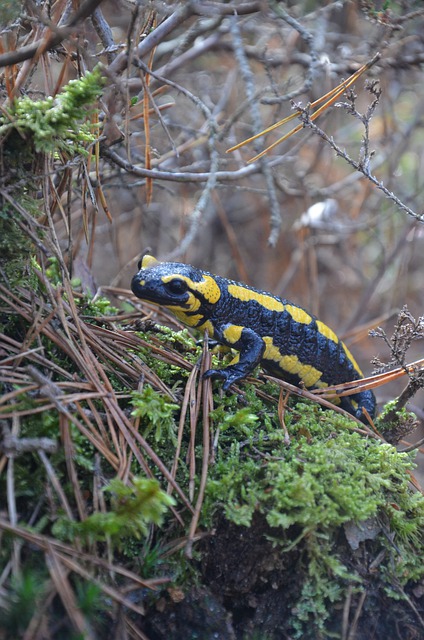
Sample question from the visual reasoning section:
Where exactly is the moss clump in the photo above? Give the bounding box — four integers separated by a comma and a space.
2, 309, 423, 639
200, 400, 424, 638
0, 570, 46, 638
0, 0, 22, 26
131, 385, 180, 444
0, 200, 42, 296
205, 402, 421, 534
375, 401, 419, 444
0, 67, 104, 155
127, 319, 424, 638
0, 569, 111, 640
52, 476, 175, 549
0, 68, 105, 327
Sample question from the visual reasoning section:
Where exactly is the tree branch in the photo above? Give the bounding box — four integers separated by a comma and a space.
0, 0, 107, 67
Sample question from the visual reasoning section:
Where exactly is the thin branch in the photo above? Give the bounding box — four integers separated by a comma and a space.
262, 0, 319, 105
91, 7, 117, 64
296, 105, 424, 223
230, 12, 281, 245
0, 0, 106, 67
108, 3, 195, 76
102, 145, 291, 183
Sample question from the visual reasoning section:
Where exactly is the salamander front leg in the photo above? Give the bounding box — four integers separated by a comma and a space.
203, 326, 265, 391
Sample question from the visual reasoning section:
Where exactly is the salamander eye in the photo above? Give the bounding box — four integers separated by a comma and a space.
164, 279, 188, 295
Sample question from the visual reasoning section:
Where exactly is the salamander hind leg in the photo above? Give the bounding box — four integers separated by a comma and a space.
354, 389, 376, 422
340, 389, 376, 423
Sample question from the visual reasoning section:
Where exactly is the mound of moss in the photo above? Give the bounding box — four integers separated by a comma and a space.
1, 287, 423, 639
128, 336, 424, 640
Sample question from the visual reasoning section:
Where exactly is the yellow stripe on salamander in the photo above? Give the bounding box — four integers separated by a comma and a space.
316, 320, 362, 377
341, 342, 363, 377
165, 292, 201, 314
228, 284, 286, 312
316, 320, 339, 343
197, 320, 215, 336
141, 255, 159, 269
284, 304, 313, 325
263, 337, 323, 388
222, 325, 244, 345
227, 285, 313, 324
167, 304, 206, 328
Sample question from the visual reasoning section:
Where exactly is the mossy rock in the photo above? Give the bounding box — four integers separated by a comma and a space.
1, 295, 423, 639
135, 384, 424, 640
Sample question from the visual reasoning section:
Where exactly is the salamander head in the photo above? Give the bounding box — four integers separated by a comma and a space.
131, 255, 221, 322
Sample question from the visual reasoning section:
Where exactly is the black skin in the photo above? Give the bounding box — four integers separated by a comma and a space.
131, 259, 376, 422
203, 326, 266, 390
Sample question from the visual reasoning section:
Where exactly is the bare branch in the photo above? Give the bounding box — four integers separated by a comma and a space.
0, 0, 107, 67
295, 103, 424, 223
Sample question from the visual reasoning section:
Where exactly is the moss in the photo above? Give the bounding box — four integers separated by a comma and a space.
204, 401, 420, 532
375, 401, 419, 444
130, 385, 180, 444
0, 570, 47, 638
0, 67, 104, 155
0, 0, 22, 26
199, 398, 424, 638
0, 567, 110, 640
126, 323, 423, 637
0, 69, 105, 331
3, 305, 423, 638
0, 201, 41, 295
154, 324, 200, 352
52, 476, 175, 550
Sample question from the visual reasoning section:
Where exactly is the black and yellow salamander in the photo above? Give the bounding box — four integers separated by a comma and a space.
131, 255, 376, 422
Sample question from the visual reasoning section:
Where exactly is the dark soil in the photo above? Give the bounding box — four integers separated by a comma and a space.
141, 515, 424, 640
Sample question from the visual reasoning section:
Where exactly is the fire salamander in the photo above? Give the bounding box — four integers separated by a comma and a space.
131, 255, 376, 421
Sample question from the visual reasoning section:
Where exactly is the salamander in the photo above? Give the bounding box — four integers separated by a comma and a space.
131, 255, 376, 421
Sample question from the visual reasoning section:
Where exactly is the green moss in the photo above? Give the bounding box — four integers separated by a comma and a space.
0, 69, 104, 330
131, 385, 180, 444
0, 0, 23, 26
52, 476, 175, 550
155, 324, 200, 352
3, 310, 423, 638
200, 399, 424, 638
1, 67, 104, 155
0, 201, 41, 294
205, 402, 421, 536
81, 295, 119, 316
0, 570, 47, 638
206, 400, 423, 538
132, 343, 191, 389
73, 579, 106, 624
375, 401, 418, 443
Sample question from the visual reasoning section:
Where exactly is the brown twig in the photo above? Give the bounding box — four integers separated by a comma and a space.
0, 0, 107, 68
